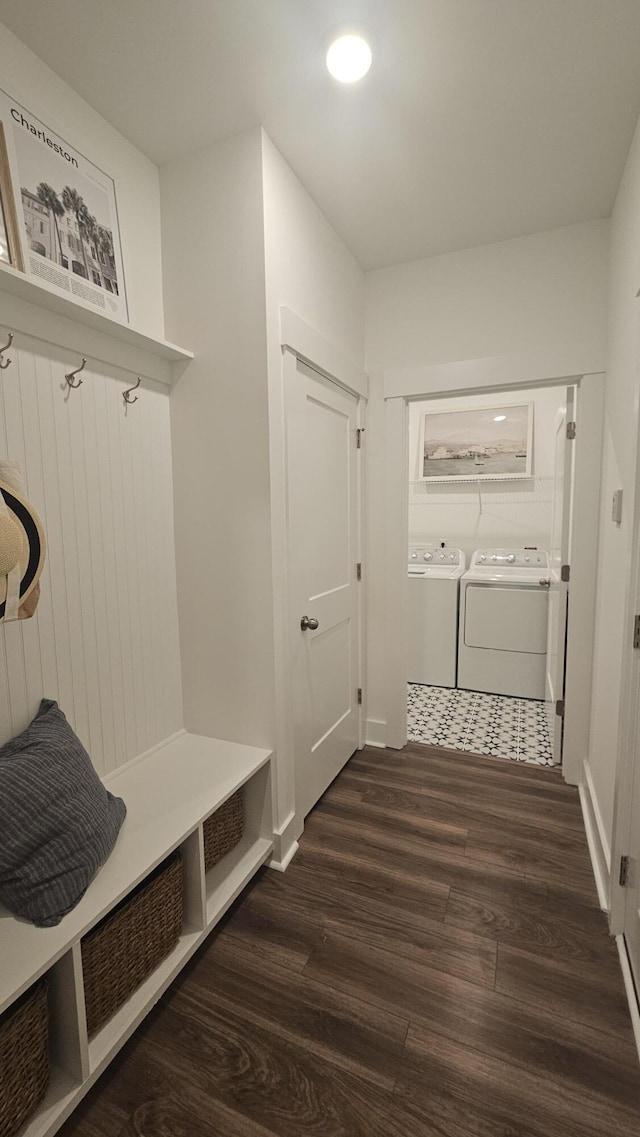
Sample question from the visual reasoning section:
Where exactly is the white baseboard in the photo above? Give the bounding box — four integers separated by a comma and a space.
579, 759, 611, 912
268, 808, 302, 872
365, 718, 386, 748
617, 935, 640, 1064
269, 839, 299, 872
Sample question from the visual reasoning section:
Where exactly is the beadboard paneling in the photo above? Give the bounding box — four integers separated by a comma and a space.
0, 332, 183, 776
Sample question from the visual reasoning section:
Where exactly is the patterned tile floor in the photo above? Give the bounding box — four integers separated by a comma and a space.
407, 683, 556, 766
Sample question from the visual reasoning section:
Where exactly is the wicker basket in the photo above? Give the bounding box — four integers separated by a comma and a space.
0, 980, 49, 1137
203, 789, 244, 872
82, 852, 183, 1038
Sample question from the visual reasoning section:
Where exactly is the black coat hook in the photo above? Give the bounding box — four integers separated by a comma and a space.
123, 377, 141, 405
65, 357, 86, 389
0, 332, 13, 370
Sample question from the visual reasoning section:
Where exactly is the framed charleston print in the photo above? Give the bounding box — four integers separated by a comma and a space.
0, 89, 128, 323
0, 122, 24, 270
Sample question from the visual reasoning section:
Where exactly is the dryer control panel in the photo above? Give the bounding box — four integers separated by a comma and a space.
470, 548, 549, 570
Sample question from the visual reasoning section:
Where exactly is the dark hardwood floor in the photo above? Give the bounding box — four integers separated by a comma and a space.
61, 744, 640, 1136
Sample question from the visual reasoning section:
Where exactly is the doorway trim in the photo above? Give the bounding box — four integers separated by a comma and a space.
382, 362, 604, 791
267, 307, 367, 870
609, 381, 640, 934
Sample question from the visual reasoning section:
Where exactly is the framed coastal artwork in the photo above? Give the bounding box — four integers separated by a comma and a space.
0, 88, 128, 323
418, 402, 533, 481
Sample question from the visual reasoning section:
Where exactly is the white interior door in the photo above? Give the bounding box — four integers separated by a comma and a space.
286, 355, 361, 818
545, 387, 575, 763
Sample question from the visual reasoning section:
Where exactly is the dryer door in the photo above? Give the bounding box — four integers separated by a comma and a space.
464, 584, 548, 653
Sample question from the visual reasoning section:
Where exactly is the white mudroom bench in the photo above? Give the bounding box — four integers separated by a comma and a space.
0, 731, 273, 1137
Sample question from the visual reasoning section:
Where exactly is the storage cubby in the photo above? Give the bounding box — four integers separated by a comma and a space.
205, 762, 273, 926
0, 961, 85, 1137
0, 732, 273, 1137
86, 926, 202, 1076
0, 979, 50, 1137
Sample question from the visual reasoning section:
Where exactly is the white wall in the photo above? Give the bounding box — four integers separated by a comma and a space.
365, 220, 609, 740
160, 130, 365, 862
408, 387, 566, 561
161, 129, 276, 754
261, 132, 364, 369
261, 130, 364, 856
162, 127, 364, 762
0, 21, 164, 337
589, 112, 640, 878
366, 220, 609, 375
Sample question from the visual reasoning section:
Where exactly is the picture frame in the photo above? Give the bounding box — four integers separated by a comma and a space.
0, 89, 128, 323
0, 122, 24, 271
418, 401, 534, 482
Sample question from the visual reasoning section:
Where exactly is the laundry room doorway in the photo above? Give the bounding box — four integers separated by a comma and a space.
383, 369, 604, 786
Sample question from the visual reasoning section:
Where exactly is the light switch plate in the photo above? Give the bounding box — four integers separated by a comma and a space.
612, 488, 623, 525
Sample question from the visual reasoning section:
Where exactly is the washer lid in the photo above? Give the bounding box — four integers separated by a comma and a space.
409, 564, 466, 579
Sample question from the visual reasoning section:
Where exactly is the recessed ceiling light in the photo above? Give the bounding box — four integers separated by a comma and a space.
326, 34, 372, 83
493, 415, 507, 422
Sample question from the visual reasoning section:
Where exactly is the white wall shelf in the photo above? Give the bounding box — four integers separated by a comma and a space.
0, 730, 273, 1137
410, 475, 538, 486
0, 261, 193, 386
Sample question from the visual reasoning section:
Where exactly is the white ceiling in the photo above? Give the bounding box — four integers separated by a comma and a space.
2, 0, 640, 270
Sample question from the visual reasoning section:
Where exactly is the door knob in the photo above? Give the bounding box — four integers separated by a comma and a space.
539, 578, 551, 588
300, 616, 319, 630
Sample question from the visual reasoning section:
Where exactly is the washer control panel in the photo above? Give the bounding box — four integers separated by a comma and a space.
409, 545, 463, 566
471, 548, 549, 570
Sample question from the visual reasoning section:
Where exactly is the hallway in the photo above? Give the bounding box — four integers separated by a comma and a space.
61, 745, 640, 1137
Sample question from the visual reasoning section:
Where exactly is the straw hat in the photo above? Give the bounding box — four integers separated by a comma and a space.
0, 480, 46, 622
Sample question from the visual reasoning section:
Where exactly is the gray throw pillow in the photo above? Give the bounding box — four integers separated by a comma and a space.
0, 699, 126, 927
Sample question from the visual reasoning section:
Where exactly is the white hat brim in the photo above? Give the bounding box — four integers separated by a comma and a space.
0, 482, 46, 620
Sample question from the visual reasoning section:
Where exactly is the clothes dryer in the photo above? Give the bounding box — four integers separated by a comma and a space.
408, 546, 466, 688
458, 548, 549, 699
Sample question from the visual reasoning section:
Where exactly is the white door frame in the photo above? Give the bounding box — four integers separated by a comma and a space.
267, 308, 367, 870
383, 368, 604, 789
545, 387, 574, 764
610, 390, 640, 934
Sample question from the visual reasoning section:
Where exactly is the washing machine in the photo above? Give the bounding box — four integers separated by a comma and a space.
458, 548, 550, 699
408, 545, 466, 688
